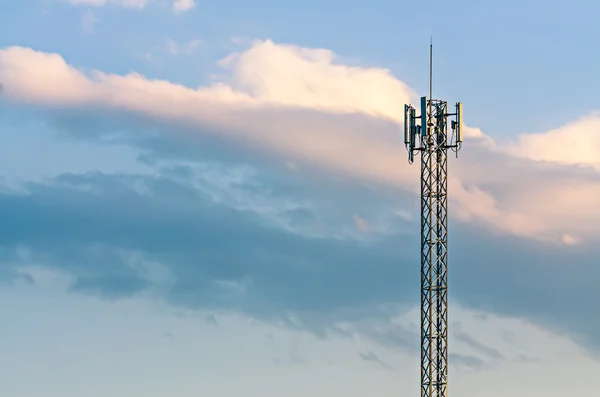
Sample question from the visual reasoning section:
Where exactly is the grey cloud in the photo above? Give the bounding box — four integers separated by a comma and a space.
449, 353, 485, 371
5, 106, 600, 355
451, 231, 600, 355
0, 171, 418, 343
45, 107, 411, 242
71, 274, 148, 300
515, 354, 539, 363
1, 165, 600, 355
454, 325, 505, 362
359, 350, 393, 370
0, 264, 34, 285
205, 314, 218, 326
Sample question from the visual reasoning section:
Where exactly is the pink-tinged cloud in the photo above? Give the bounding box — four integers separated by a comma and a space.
172, 0, 196, 13
0, 40, 599, 244
506, 113, 600, 170
66, 0, 149, 8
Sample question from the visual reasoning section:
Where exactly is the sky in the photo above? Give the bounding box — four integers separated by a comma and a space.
1, 0, 600, 396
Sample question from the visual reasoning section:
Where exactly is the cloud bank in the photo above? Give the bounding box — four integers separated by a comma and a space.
1, 40, 599, 244
2, 39, 600, 352
66, 0, 196, 13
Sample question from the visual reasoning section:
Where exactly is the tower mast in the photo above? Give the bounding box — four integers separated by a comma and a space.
403, 42, 463, 397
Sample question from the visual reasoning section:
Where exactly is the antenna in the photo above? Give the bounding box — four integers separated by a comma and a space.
403, 41, 465, 397
429, 37, 433, 101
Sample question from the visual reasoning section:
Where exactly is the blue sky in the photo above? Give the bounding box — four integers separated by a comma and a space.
3, 0, 600, 133
1, 0, 600, 396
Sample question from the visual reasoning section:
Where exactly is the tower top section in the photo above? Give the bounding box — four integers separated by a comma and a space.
403, 41, 463, 164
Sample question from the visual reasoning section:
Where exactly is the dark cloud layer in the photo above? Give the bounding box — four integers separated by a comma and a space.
1, 167, 600, 355
452, 231, 600, 353
0, 171, 418, 323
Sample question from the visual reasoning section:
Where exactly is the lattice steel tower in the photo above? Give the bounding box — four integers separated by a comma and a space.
403, 42, 463, 397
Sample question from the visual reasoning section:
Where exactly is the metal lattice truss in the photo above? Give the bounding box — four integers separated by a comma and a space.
420, 100, 449, 397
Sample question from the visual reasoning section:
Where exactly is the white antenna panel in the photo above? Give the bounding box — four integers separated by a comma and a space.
404, 105, 411, 145
456, 102, 463, 143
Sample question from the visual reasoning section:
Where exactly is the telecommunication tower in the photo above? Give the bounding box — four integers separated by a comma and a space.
403, 42, 463, 397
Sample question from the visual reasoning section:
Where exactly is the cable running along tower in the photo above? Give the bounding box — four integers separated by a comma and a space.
404, 42, 463, 397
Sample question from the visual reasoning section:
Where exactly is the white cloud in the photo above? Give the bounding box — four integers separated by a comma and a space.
164, 38, 202, 55
66, 0, 149, 8
216, 39, 416, 121
81, 10, 99, 33
506, 112, 600, 170
0, 40, 599, 243
172, 0, 196, 13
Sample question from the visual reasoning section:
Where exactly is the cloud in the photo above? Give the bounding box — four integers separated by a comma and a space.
66, 0, 149, 8
1, 40, 600, 244
353, 215, 371, 233
141, 38, 202, 61
454, 325, 505, 362
272, 353, 305, 366
1, 167, 600, 354
0, 40, 415, 122
3, 281, 599, 397
0, 168, 426, 351
205, 314, 218, 326
449, 353, 485, 370
0, 41, 419, 193
172, 0, 196, 13
2, 39, 600, 352
0, 171, 416, 318
359, 350, 393, 370
164, 39, 202, 56
505, 112, 600, 170
81, 10, 99, 34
